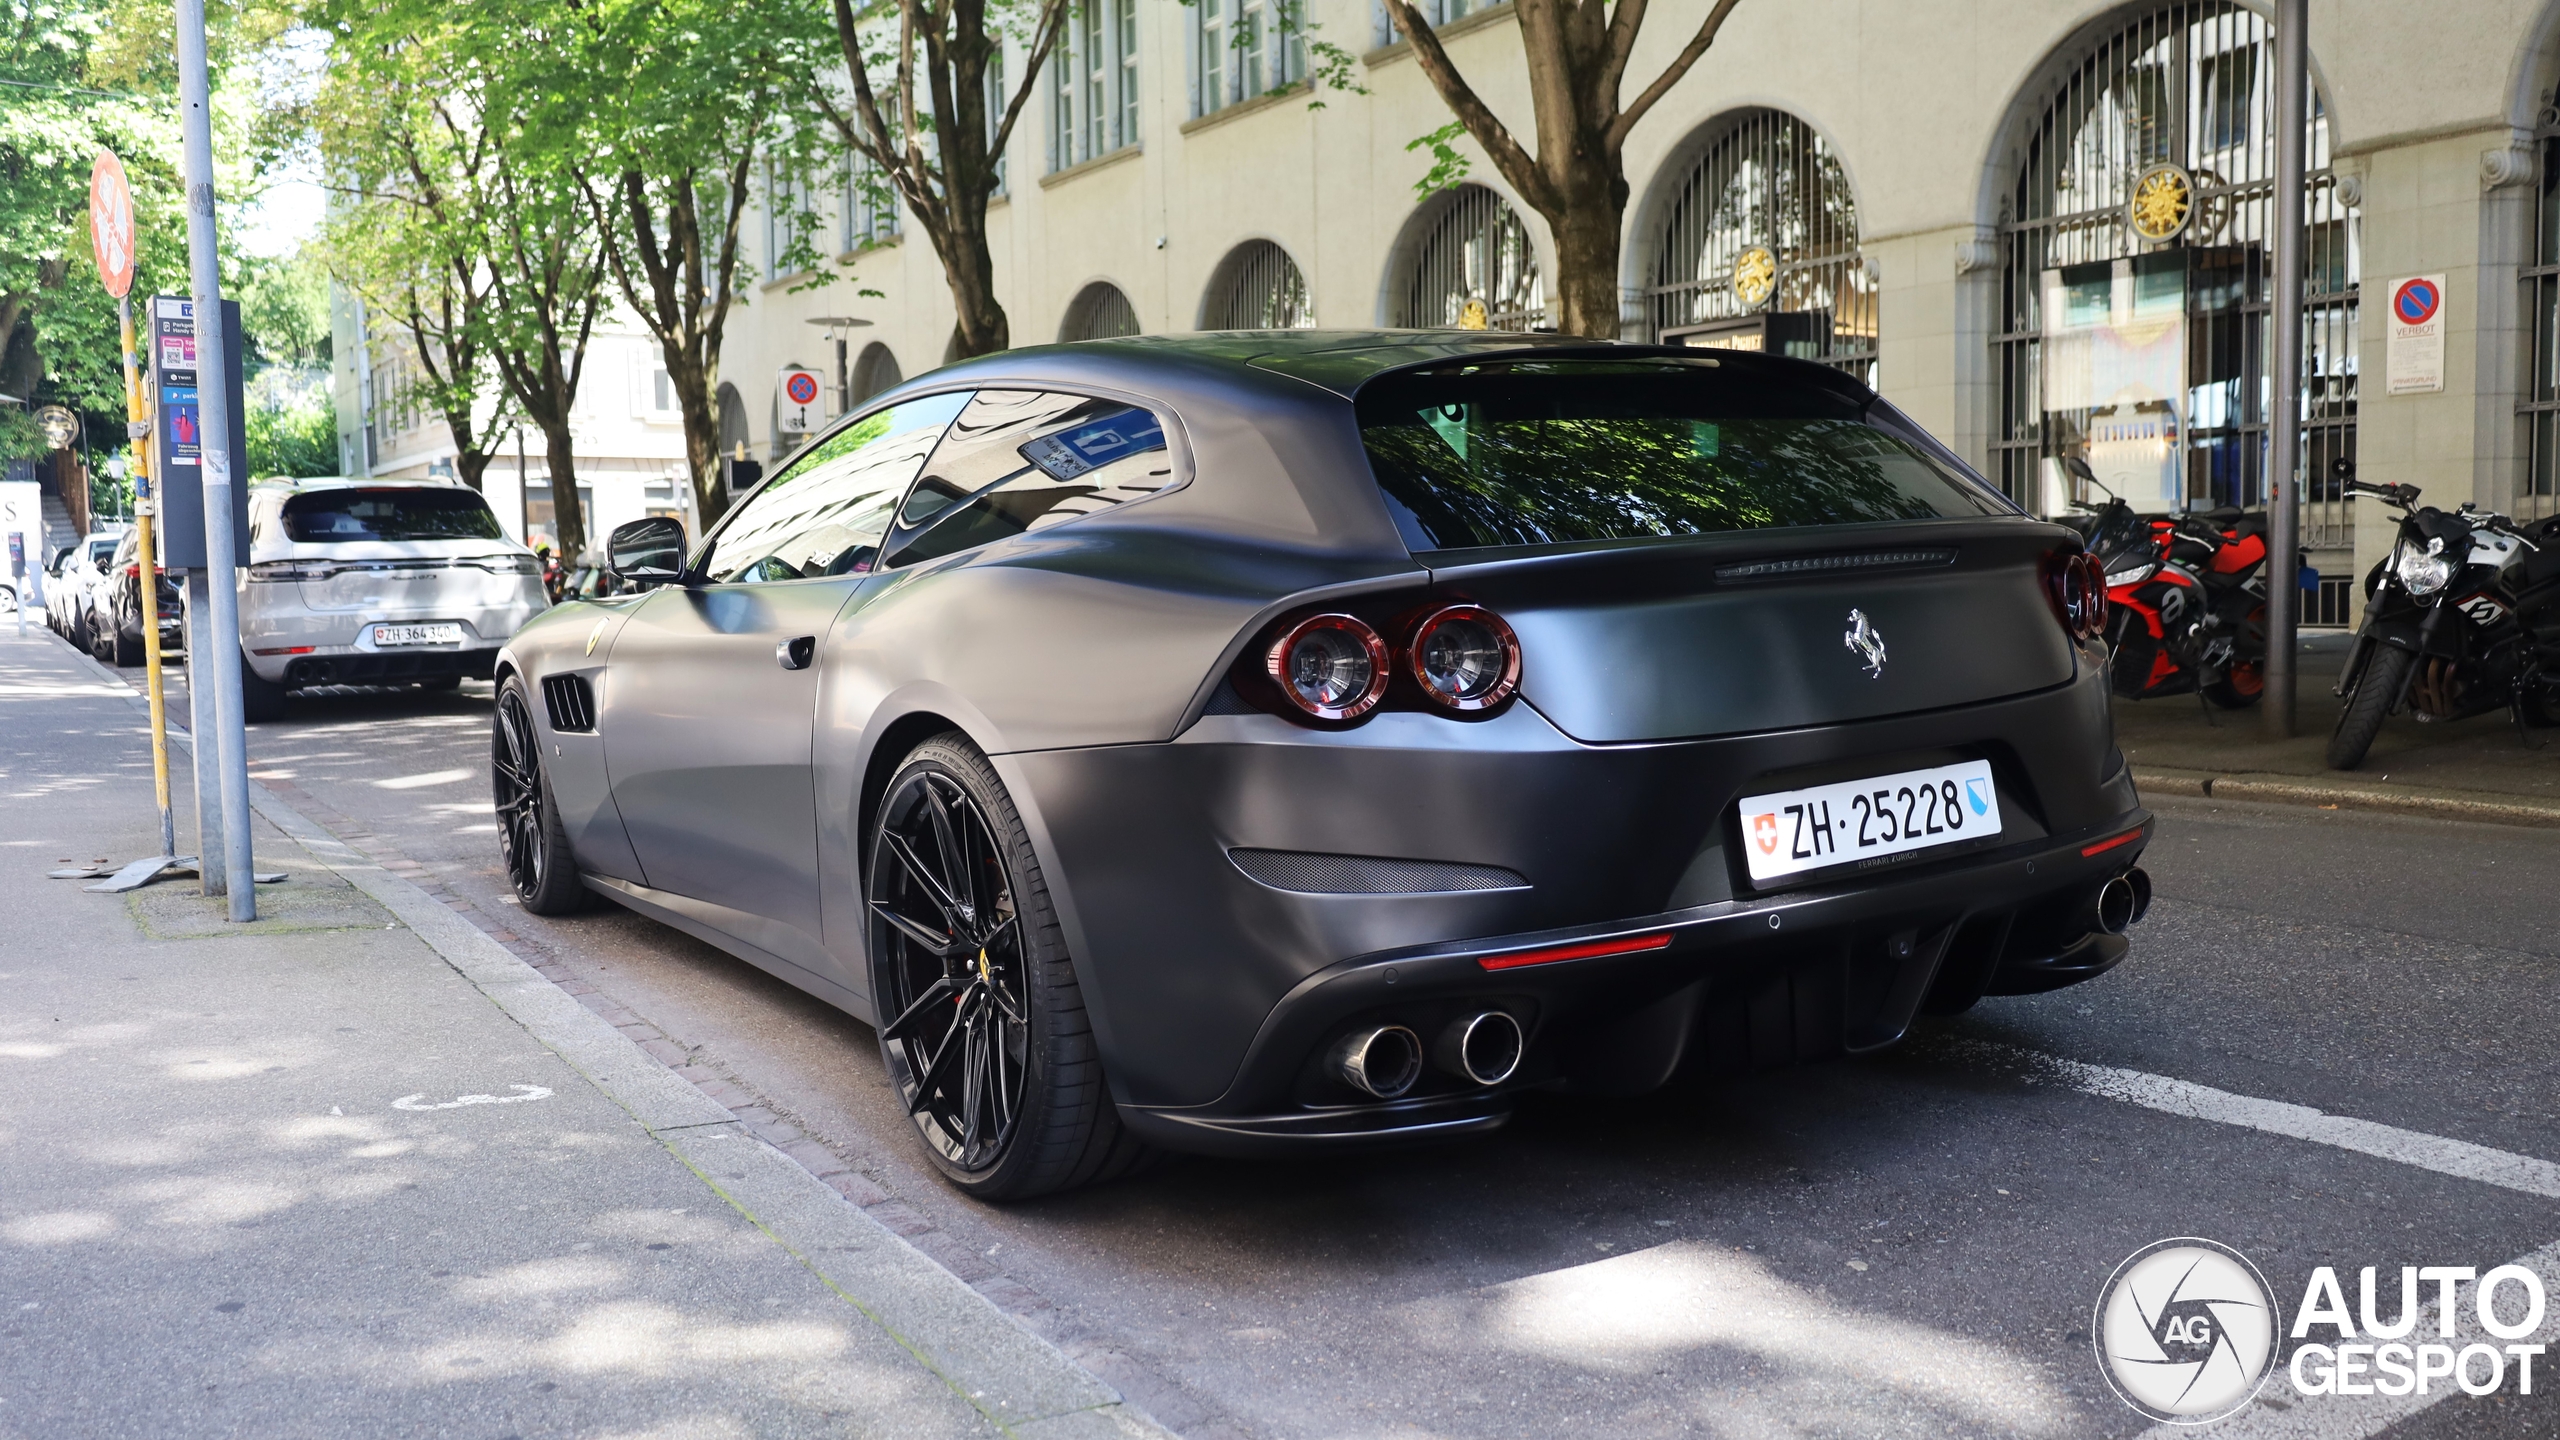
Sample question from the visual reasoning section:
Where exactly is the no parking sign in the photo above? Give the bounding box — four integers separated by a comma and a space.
777, 366, 825, 434
2385, 273, 2445, 395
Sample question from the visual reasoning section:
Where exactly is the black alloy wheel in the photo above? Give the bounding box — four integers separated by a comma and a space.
866, 734, 1149, 1199
492, 677, 590, 914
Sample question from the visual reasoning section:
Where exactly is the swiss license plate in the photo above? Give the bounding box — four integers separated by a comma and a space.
1738, 759, 2001, 884
374, 623, 464, 647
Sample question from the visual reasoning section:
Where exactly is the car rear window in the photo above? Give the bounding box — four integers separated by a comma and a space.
1355, 361, 2010, 553
280, 487, 504, 543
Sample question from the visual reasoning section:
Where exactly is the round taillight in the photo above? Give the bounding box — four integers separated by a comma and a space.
2072, 552, 2108, 640
1408, 604, 1521, 711
1266, 613, 1390, 720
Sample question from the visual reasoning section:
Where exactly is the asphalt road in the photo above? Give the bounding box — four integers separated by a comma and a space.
119, 662, 2560, 1438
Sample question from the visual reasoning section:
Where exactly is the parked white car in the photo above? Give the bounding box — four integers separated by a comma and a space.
241, 478, 548, 720
46, 531, 123, 649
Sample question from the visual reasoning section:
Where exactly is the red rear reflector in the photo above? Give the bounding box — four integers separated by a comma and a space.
2081, 829, 2142, 858
1477, 932, 1672, 971
251, 646, 317, 656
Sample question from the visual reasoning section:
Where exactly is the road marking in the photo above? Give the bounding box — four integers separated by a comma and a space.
1946, 1039, 2560, 1200
391, 1084, 552, 1111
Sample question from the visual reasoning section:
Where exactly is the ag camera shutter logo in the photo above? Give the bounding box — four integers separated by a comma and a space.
2094, 1237, 2281, 1423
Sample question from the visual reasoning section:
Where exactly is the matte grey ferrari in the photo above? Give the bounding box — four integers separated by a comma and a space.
489, 333, 2150, 1199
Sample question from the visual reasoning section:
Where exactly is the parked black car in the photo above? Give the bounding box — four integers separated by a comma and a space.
93, 528, 183, 666
491, 333, 2151, 1198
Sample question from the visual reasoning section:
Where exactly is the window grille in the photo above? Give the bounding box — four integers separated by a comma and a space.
1204, 240, 1312, 329
1396, 184, 1544, 330
1643, 109, 1874, 384
2520, 120, 2560, 520
1061, 282, 1142, 340
1990, 1, 2358, 553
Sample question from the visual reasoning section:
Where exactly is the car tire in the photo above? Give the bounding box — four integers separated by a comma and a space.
241, 666, 291, 724
2327, 645, 2413, 770
109, 622, 141, 667
866, 733, 1151, 1200
492, 676, 592, 915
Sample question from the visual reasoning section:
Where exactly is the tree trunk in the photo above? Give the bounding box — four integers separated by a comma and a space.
937, 209, 1010, 358
1546, 167, 1629, 340
538, 418, 585, 562
675, 358, 725, 530
454, 448, 492, 493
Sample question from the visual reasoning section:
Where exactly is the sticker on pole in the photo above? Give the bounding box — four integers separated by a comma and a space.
2385, 273, 2446, 395
89, 151, 137, 299
777, 366, 825, 434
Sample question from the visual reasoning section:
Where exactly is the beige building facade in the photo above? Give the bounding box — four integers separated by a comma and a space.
717, 0, 2560, 620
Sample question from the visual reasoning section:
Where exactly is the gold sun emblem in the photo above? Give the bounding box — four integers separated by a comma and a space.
2127, 164, 2194, 242
1456, 297, 1490, 330
1732, 246, 1777, 307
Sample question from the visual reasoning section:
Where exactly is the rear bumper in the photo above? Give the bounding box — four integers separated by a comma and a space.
260, 647, 500, 686
1116, 811, 2148, 1157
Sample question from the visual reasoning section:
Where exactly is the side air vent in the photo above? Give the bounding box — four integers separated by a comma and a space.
1228, 848, 1528, 895
1713, 549, 1957, 583
541, 673, 596, 733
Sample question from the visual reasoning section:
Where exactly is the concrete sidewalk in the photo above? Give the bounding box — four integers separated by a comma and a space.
0, 629, 1166, 1440
2116, 631, 2560, 826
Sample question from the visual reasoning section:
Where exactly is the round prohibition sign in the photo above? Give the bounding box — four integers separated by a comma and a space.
784, 371, 821, 406
2393, 277, 2441, 326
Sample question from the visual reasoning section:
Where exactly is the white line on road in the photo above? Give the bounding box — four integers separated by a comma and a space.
391, 1084, 552, 1111
1946, 1038, 2560, 1200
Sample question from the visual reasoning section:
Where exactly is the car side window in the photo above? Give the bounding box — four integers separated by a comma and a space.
700, 390, 972, 585
884, 391, 1174, 569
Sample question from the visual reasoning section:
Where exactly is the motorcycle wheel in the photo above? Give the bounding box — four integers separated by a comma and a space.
2202, 661, 2266, 709
2328, 645, 2414, 770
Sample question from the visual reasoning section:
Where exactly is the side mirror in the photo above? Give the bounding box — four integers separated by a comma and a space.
607, 516, 688, 590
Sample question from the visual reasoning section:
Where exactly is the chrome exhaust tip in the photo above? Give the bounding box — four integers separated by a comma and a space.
2094, 875, 2137, 935
1434, 1011, 1524, 1087
1330, 1025, 1424, 1099
2125, 867, 2152, 926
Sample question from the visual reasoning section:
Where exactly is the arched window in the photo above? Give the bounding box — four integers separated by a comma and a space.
1991, 0, 2357, 549
1061, 282, 1142, 340
851, 343, 903, 403
2523, 105, 2560, 521
1645, 110, 1873, 380
1203, 240, 1312, 330
715, 381, 753, 491
1395, 184, 1544, 330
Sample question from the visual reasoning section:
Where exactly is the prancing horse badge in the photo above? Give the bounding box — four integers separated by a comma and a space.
1844, 609, 1887, 679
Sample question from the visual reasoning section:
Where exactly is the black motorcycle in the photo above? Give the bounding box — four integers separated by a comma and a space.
2329, 468, 2560, 769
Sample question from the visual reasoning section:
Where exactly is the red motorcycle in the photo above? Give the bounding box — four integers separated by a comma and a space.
2069, 463, 2280, 708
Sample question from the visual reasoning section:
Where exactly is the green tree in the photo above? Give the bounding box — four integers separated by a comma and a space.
1376, 0, 1744, 338
817, 0, 1068, 360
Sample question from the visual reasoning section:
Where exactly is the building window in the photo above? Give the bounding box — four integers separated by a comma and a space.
851, 342, 904, 404
844, 150, 900, 250
1376, 0, 1489, 48
2523, 133, 2560, 520
1203, 240, 1311, 329
986, 50, 1009, 195
1050, 0, 1138, 172
1645, 110, 1872, 381
1192, 0, 1303, 117
1395, 184, 1543, 330
765, 159, 815, 278
1990, 0, 2358, 561
1060, 281, 1142, 340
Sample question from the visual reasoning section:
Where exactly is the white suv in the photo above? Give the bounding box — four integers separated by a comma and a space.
241, 478, 548, 719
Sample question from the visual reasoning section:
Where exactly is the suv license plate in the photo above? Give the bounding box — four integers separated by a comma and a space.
1738, 759, 2001, 884
374, 623, 464, 647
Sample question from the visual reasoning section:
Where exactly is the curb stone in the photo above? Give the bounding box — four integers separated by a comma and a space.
2133, 764, 2560, 828
39, 632, 1179, 1440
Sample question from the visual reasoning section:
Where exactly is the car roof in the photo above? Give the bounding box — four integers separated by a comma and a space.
916, 329, 1879, 402
250, 475, 469, 494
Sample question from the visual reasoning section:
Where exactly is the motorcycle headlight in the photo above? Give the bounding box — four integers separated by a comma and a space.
2104, 561, 2158, 587
2395, 542, 2454, 597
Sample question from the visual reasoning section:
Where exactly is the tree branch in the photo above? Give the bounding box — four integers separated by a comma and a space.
1376, 0, 1558, 214
1605, 0, 1741, 153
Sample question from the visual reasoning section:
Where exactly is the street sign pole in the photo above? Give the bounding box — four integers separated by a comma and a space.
174, 0, 254, 920
123, 297, 176, 859
2264, 0, 2307, 739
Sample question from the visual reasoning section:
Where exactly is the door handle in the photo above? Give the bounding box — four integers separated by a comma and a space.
776, 635, 816, 670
